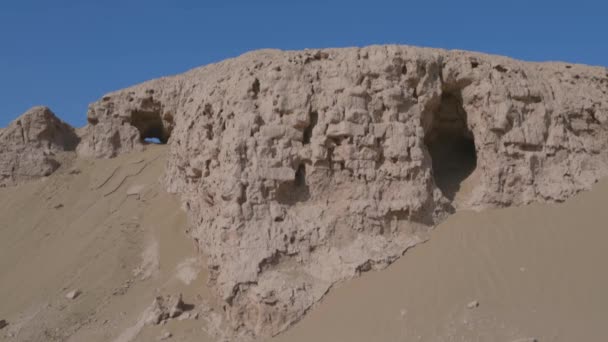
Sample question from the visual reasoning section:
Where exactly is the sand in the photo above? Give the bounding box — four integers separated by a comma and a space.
0, 146, 213, 342
1, 145, 608, 341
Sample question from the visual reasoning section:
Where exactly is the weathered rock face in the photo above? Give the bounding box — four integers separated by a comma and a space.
77, 77, 177, 158
0, 106, 79, 187
79, 46, 608, 339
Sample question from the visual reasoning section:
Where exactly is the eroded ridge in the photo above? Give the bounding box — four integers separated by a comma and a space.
0, 106, 79, 187
17, 46, 608, 339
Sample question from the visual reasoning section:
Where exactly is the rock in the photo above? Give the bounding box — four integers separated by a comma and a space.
77, 46, 608, 339
326, 121, 366, 137
177, 312, 191, 321
68, 167, 81, 175
126, 184, 146, 196
0, 319, 7, 329
143, 296, 169, 325
143, 294, 187, 325
467, 300, 479, 309
263, 167, 295, 182
168, 293, 186, 318
0, 106, 79, 187
65, 289, 81, 300
157, 331, 172, 340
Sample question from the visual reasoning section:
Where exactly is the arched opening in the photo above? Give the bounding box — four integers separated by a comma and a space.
130, 109, 171, 144
424, 92, 477, 201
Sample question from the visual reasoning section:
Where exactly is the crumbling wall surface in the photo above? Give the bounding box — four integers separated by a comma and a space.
77, 77, 180, 158
0, 106, 79, 187
81, 46, 608, 339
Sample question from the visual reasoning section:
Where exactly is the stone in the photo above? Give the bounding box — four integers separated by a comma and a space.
168, 293, 186, 318
126, 184, 146, 196
68, 167, 81, 175
263, 167, 295, 182
143, 297, 169, 326
65, 289, 81, 300
143, 294, 187, 325
467, 300, 479, 309
0, 106, 79, 187
157, 331, 172, 340
326, 121, 366, 137
0, 319, 7, 329
177, 312, 191, 321
62, 46, 608, 339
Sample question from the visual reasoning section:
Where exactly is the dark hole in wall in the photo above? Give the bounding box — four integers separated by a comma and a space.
251, 78, 260, 99
130, 110, 171, 144
275, 163, 310, 205
294, 163, 306, 187
302, 111, 318, 144
424, 92, 477, 201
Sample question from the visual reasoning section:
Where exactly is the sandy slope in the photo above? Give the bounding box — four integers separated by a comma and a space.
273, 179, 608, 342
0, 146, 213, 342
1, 145, 608, 341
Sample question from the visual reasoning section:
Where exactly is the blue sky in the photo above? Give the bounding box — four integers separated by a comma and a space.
1, 0, 606, 127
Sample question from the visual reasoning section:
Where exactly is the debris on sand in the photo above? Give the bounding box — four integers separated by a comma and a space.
466, 300, 479, 309
68, 167, 81, 175
65, 289, 81, 300
126, 184, 146, 197
157, 331, 172, 340
169, 293, 187, 318
144, 297, 168, 325
144, 294, 191, 325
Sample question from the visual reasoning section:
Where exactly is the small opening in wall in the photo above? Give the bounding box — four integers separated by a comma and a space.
275, 163, 310, 205
144, 137, 163, 144
303, 111, 318, 144
130, 109, 171, 144
424, 92, 477, 201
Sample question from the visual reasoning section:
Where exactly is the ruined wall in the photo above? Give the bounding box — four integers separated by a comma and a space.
78, 46, 608, 339
77, 77, 178, 158
0, 106, 79, 187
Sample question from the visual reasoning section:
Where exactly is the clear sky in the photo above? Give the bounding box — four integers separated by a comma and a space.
1, 0, 606, 128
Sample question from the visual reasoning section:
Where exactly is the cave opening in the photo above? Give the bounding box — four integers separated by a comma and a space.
424, 92, 477, 201
275, 163, 310, 205
130, 110, 171, 144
